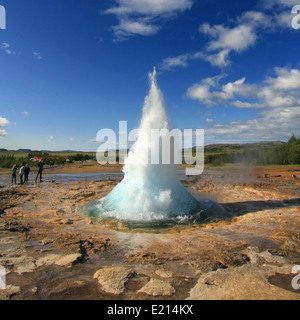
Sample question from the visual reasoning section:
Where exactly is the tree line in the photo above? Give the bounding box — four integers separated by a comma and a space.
1, 135, 299, 169
205, 135, 300, 166
0, 152, 95, 169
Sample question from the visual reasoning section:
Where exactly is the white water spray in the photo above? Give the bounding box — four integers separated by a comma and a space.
94, 68, 200, 222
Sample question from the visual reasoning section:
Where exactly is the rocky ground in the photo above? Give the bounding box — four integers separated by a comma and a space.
0, 166, 299, 300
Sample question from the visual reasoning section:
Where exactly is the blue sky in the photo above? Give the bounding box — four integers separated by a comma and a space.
0, 0, 300, 151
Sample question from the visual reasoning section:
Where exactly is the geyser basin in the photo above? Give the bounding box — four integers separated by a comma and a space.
82, 196, 225, 231
82, 68, 227, 230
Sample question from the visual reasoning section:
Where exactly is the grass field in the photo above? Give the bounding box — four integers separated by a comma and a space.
0, 151, 97, 170
0, 151, 96, 157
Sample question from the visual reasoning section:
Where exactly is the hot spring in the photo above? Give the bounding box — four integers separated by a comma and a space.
83, 68, 226, 230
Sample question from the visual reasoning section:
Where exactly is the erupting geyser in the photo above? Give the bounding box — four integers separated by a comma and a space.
84, 68, 221, 226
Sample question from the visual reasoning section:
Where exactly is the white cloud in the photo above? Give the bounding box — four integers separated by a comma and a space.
0, 42, 15, 55
48, 136, 54, 142
69, 137, 74, 141
105, 0, 193, 16
105, 0, 194, 39
33, 52, 42, 60
0, 116, 9, 137
187, 79, 216, 105
196, 20, 262, 68
266, 67, 300, 90
188, 67, 300, 142
0, 117, 9, 127
112, 18, 159, 38
160, 51, 221, 71
158, 14, 261, 70
4, 50, 15, 55
160, 4, 296, 71
21, 111, 29, 115
187, 76, 257, 106
194, 49, 231, 68
1, 42, 9, 49
205, 106, 300, 142
231, 101, 264, 109
187, 66, 300, 109
160, 53, 190, 70
193, 23, 258, 68
200, 23, 257, 53
257, 68, 300, 108
237, 11, 272, 29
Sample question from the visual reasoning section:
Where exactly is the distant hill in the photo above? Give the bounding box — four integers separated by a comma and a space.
0, 141, 288, 156
188, 138, 299, 166
201, 141, 285, 154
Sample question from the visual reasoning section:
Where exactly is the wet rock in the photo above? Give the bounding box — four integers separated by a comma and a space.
36, 253, 83, 268
258, 251, 288, 265
127, 251, 165, 265
0, 255, 36, 274
137, 278, 175, 297
31, 287, 38, 294
245, 247, 265, 265
184, 259, 227, 276
293, 233, 300, 240
55, 253, 83, 266
55, 209, 65, 216
268, 248, 300, 265
55, 233, 112, 255
49, 280, 86, 296
36, 254, 63, 267
15, 260, 37, 274
244, 247, 289, 266
60, 218, 73, 225
154, 268, 173, 279
214, 249, 250, 267
93, 265, 136, 295
188, 264, 300, 300
282, 239, 300, 253
41, 239, 53, 246
0, 285, 21, 300
78, 238, 111, 255
4, 220, 29, 233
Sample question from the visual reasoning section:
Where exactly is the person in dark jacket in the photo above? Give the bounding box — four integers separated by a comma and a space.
35, 160, 44, 182
24, 163, 30, 183
11, 164, 17, 185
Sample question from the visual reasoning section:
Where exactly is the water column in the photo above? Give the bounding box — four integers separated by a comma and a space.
96, 68, 200, 221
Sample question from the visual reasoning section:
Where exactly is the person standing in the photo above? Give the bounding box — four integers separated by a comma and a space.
19, 163, 25, 184
35, 159, 44, 182
24, 163, 30, 183
11, 164, 17, 185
